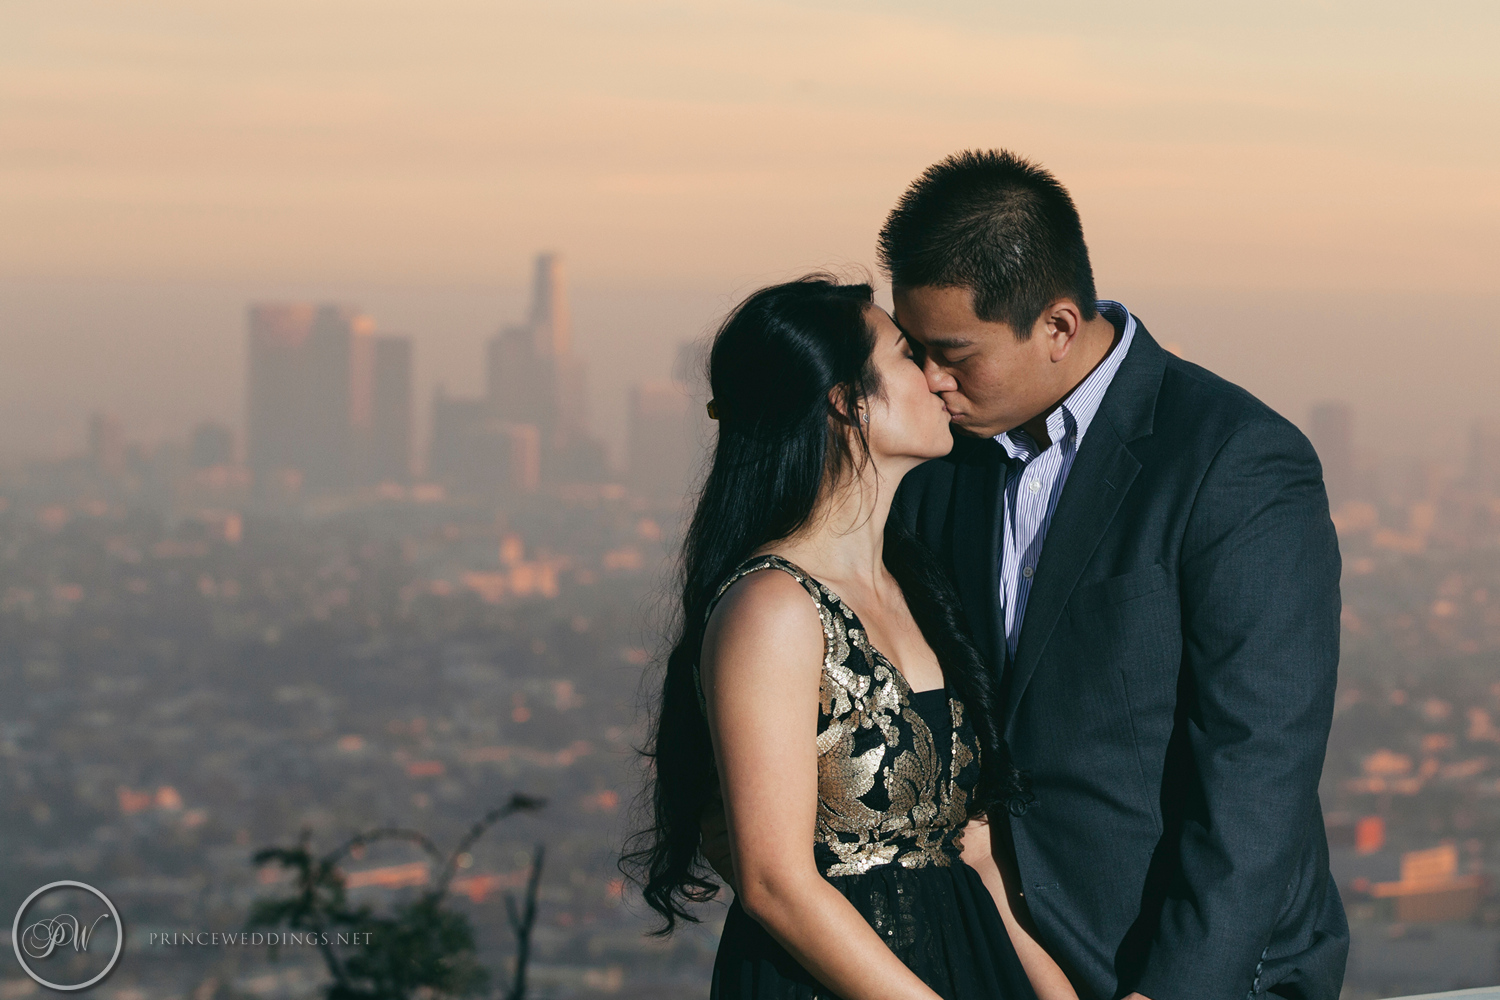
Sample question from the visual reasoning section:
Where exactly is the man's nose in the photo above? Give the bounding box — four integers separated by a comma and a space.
924, 360, 958, 393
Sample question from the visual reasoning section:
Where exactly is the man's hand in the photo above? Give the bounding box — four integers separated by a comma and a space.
699, 796, 737, 890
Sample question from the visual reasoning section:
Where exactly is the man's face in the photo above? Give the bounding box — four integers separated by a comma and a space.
891, 285, 1058, 439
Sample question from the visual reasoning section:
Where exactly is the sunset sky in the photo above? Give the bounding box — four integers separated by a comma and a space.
1, 0, 1496, 458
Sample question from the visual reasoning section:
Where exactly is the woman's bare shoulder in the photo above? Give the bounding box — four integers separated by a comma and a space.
703, 567, 824, 671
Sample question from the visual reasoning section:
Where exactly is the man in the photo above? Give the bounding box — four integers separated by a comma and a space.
884, 150, 1348, 1000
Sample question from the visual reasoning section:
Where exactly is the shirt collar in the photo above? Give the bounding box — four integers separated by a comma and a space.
995, 300, 1135, 461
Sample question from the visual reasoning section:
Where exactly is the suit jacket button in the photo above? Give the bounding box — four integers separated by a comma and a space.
1007, 796, 1030, 817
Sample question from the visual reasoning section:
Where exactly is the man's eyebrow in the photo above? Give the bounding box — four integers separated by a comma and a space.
888, 315, 972, 350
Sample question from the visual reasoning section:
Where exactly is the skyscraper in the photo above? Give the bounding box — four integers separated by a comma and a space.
89, 412, 126, 477
370, 336, 414, 483
246, 303, 313, 485
486, 253, 582, 438
627, 381, 699, 504
189, 422, 236, 468
428, 390, 540, 496
1308, 401, 1355, 508
1469, 418, 1500, 494
487, 325, 553, 433
624, 340, 711, 504
246, 303, 408, 492
528, 252, 570, 358
476, 252, 604, 483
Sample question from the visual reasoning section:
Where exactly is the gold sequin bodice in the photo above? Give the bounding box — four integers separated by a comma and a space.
703, 555, 982, 878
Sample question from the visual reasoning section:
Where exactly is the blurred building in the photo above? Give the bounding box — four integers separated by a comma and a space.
89, 411, 126, 477
434, 252, 607, 494
1370, 843, 1483, 923
370, 336, 414, 483
246, 303, 413, 492
1308, 401, 1355, 508
189, 421, 236, 468
1468, 418, 1500, 494
487, 255, 581, 438
627, 381, 697, 504
626, 339, 712, 506
428, 391, 540, 496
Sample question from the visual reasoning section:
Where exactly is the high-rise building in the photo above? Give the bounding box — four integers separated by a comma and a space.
428, 390, 540, 496
247, 303, 403, 492
527, 252, 570, 358
1308, 401, 1355, 508
488, 325, 554, 433
370, 336, 414, 483
1468, 418, 1500, 494
475, 252, 605, 484
487, 255, 581, 438
246, 303, 315, 486
189, 422, 236, 468
306, 305, 374, 489
428, 393, 487, 487
628, 380, 700, 504
89, 412, 126, 477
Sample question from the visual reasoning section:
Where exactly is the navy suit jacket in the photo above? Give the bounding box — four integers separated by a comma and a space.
893, 322, 1348, 1000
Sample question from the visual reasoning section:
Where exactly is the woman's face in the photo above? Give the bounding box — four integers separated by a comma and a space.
862, 306, 954, 465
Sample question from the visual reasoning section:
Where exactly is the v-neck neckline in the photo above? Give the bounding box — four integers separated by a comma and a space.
757, 552, 947, 697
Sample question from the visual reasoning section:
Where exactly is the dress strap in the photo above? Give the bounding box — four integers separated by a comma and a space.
694, 554, 825, 716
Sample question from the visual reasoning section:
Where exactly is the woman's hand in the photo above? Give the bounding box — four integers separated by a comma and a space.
698, 796, 736, 891
960, 814, 1080, 1000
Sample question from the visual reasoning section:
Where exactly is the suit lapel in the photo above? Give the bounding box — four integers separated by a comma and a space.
950, 438, 1007, 671
1002, 322, 1167, 732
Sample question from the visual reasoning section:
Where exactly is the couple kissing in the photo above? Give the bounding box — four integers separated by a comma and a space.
625, 149, 1346, 1000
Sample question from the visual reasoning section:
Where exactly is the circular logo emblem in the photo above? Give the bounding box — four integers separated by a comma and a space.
12, 880, 123, 991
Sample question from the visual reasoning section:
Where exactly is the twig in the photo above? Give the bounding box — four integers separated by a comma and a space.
435, 793, 547, 896
503, 843, 546, 1000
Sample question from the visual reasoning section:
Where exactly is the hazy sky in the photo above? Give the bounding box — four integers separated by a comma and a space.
1, 1, 1497, 462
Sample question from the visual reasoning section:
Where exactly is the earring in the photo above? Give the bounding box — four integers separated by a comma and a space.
860, 411, 869, 424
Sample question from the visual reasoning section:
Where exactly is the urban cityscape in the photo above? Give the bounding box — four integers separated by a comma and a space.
2, 255, 1499, 998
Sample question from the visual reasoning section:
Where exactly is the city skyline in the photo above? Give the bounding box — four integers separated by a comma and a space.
1, 1, 1496, 469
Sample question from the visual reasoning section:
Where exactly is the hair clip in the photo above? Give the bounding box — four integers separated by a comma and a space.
706, 400, 720, 420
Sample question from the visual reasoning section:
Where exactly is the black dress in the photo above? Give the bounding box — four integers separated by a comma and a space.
702, 555, 1037, 1000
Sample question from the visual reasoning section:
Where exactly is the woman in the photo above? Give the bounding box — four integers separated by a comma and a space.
624, 277, 1076, 1000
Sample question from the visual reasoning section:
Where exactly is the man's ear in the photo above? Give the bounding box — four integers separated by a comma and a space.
1042, 299, 1084, 362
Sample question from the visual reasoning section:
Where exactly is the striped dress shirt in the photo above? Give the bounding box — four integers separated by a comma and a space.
996, 300, 1136, 660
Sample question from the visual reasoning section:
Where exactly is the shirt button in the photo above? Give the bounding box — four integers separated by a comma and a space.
1022, 566, 1034, 579
1027, 478, 1042, 493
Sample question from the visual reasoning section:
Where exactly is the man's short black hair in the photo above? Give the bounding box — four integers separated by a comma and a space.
878, 149, 1097, 339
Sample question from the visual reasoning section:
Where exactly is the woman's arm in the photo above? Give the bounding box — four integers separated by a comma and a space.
960, 815, 1079, 1000
702, 571, 941, 1000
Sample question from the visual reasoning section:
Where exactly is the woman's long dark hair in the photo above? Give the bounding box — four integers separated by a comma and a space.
621, 275, 1014, 932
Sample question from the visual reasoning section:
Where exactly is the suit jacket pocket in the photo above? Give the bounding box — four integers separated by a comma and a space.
1066, 562, 1172, 615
